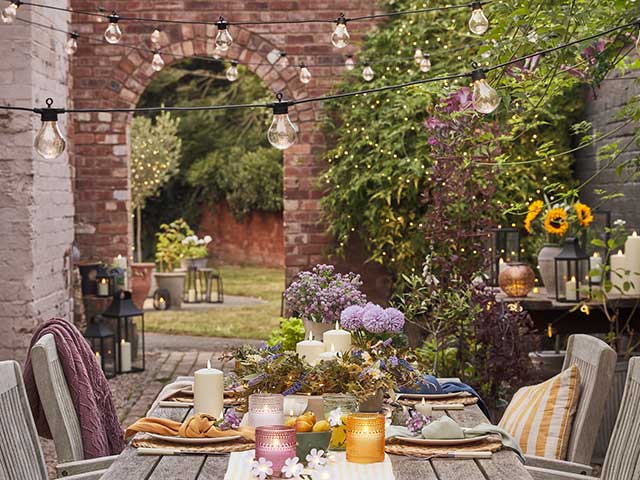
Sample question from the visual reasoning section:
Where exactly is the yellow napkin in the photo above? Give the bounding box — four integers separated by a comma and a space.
421, 415, 464, 439
125, 413, 255, 442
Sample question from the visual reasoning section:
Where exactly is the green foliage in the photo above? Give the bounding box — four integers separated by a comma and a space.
267, 317, 306, 351
154, 218, 194, 272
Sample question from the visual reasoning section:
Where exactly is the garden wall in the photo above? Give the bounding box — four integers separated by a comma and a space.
199, 203, 284, 268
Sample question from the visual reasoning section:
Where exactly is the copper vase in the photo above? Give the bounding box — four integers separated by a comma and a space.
499, 262, 535, 297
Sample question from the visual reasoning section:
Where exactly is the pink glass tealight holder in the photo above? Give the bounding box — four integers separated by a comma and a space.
248, 393, 284, 427
255, 425, 297, 477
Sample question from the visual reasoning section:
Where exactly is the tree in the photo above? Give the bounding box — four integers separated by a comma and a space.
131, 111, 182, 262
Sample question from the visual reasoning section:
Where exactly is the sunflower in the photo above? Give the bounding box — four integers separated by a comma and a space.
544, 208, 569, 236
575, 202, 594, 227
524, 200, 544, 233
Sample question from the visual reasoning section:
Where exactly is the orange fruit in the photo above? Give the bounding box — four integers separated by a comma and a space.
295, 419, 313, 433
312, 420, 331, 432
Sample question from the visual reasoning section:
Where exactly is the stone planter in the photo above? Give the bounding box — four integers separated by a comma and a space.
131, 263, 155, 309
529, 350, 566, 380
154, 271, 186, 309
358, 390, 384, 413
303, 318, 333, 340
181, 257, 209, 270
537, 244, 562, 298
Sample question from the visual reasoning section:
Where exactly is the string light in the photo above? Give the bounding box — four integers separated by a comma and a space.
65, 32, 78, 55
34, 98, 66, 160
104, 12, 123, 44
345, 55, 355, 70
150, 28, 161, 47
468, 1, 489, 35
226, 60, 239, 82
215, 16, 233, 51
1, 0, 19, 24
299, 63, 312, 84
419, 54, 432, 73
151, 50, 165, 71
414, 48, 423, 64
471, 65, 500, 114
332, 13, 350, 48
362, 63, 374, 81
278, 51, 289, 68
267, 93, 297, 150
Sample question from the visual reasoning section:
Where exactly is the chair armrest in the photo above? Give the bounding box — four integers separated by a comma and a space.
61, 469, 107, 480
527, 466, 598, 480
525, 455, 593, 475
56, 455, 118, 477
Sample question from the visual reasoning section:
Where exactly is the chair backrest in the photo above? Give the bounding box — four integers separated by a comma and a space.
31, 333, 84, 463
601, 357, 640, 480
0, 360, 48, 480
561, 334, 616, 465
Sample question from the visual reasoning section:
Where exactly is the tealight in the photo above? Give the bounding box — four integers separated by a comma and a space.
248, 393, 284, 428
346, 413, 385, 464
255, 425, 297, 476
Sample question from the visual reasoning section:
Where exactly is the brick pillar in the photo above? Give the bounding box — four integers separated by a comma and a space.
0, 1, 74, 362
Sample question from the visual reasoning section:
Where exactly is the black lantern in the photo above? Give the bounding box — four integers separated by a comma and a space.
554, 237, 592, 303
102, 290, 145, 373
78, 261, 101, 295
95, 266, 115, 297
487, 226, 521, 286
153, 288, 171, 310
84, 316, 116, 379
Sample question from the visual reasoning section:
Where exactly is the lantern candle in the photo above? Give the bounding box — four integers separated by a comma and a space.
97, 278, 109, 296
346, 413, 385, 464
565, 276, 577, 302
194, 360, 224, 418
188, 288, 197, 303
324, 393, 358, 451
590, 252, 603, 284
255, 426, 297, 477
120, 339, 132, 373
610, 250, 627, 294
625, 232, 640, 295
295, 332, 324, 366
323, 321, 352, 353
249, 393, 284, 428
498, 258, 507, 275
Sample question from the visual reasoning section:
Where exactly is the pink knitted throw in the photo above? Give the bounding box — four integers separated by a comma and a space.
23, 318, 125, 458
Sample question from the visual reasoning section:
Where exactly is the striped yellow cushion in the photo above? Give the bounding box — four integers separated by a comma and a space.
499, 364, 581, 460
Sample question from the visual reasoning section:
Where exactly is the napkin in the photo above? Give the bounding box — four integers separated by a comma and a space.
422, 415, 464, 439
125, 413, 255, 442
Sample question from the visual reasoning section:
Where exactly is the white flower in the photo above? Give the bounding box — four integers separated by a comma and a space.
361, 351, 371, 363
614, 219, 626, 227
204, 235, 212, 244
251, 457, 273, 480
181, 238, 189, 245
367, 367, 383, 380
281, 457, 304, 479
327, 407, 343, 427
306, 448, 326, 470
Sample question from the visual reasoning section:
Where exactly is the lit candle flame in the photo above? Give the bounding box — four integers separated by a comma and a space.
633, 231, 638, 238
207, 359, 211, 369
308, 331, 313, 341
618, 250, 623, 255
335, 320, 340, 330
570, 276, 576, 282
593, 252, 600, 258
421, 398, 426, 405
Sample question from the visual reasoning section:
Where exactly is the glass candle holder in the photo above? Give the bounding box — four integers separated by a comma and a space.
255, 425, 297, 477
248, 393, 284, 428
346, 413, 385, 464
323, 393, 358, 450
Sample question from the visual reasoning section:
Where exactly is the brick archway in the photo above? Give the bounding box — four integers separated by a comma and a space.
70, 1, 382, 283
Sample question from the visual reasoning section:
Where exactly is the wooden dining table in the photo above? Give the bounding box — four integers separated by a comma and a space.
102, 386, 533, 480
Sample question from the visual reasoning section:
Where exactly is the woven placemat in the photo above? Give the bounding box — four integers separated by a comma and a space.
385, 436, 503, 458
169, 395, 242, 407
132, 435, 254, 454
397, 396, 479, 407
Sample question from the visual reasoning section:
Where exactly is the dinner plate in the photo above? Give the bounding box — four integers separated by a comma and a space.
396, 392, 467, 400
395, 434, 490, 446
147, 433, 241, 445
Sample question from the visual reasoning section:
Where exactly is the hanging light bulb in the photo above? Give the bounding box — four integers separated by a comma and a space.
468, 2, 489, 35
471, 67, 500, 114
299, 63, 312, 84
419, 54, 432, 73
345, 55, 355, 71
414, 48, 423, 64
34, 98, 66, 160
215, 16, 233, 51
331, 13, 350, 48
226, 61, 239, 82
278, 52, 289, 69
362, 63, 374, 82
267, 93, 297, 150
1, 1, 20, 24
65, 32, 79, 55
104, 12, 123, 44
150, 28, 161, 47
151, 50, 165, 72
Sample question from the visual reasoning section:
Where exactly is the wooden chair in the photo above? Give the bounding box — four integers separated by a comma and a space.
0, 360, 104, 480
524, 334, 616, 475
527, 356, 640, 480
31, 334, 117, 478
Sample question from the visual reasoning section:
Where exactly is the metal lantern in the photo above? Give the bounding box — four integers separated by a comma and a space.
102, 290, 145, 373
153, 288, 171, 310
84, 316, 116, 379
554, 237, 592, 303
95, 266, 115, 297
487, 226, 521, 286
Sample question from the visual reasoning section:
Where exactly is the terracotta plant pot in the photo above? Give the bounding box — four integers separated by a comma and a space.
537, 244, 562, 298
499, 262, 536, 297
131, 263, 155, 308
154, 271, 186, 309
303, 318, 333, 340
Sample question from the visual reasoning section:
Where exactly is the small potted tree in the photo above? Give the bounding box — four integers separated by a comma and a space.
154, 219, 189, 308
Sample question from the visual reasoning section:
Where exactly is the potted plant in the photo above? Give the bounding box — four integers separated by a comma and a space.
181, 234, 213, 269
154, 219, 189, 308
284, 264, 367, 338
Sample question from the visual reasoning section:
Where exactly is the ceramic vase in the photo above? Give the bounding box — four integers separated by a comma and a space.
537, 244, 562, 298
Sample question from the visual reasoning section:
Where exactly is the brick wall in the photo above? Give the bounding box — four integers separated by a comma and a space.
199, 203, 284, 268
69, 0, 383, 290
0, 1, 74, 362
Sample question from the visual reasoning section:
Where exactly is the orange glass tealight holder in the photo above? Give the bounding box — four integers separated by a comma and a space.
345, 413, 385, 464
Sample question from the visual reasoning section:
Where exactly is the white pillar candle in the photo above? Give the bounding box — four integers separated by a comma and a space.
590, 252, 603, 284
319, 344, 339, 362
97, 278, 109, 296
194, 360, 224, 418
415, 398, 433, 417
296, 332, 324, 366
120, 339, 132, 373
610, 250, 628, 294
565, 276, 577, 301
323, 321, 352, 353
625, 232, 640, 295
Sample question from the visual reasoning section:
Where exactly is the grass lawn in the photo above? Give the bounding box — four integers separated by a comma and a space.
145, 265, 284, 340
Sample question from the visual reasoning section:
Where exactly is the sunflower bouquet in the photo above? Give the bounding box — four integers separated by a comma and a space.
524, 197, 594, 241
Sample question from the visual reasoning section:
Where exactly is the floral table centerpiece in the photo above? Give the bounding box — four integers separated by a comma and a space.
284, 264, 367, 338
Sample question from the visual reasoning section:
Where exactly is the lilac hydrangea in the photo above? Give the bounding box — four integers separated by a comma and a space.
340, 303, 406, 334
340, 305, 366, 330
384, 308, 405, 333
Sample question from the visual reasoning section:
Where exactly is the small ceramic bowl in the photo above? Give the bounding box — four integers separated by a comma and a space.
296, 430, 332, 462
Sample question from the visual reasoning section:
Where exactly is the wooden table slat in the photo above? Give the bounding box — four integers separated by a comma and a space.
199, 455, 233, 480
389, 455, 438, 480
432, 457, 487, 480
476, 450, 531, 480
148, 455, 208, 480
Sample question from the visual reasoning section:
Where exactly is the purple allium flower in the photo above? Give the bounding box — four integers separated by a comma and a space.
340, 305, 365, 330
362, 305, 390, 334
384, 307, 405, 333
406, 411, 430, 435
